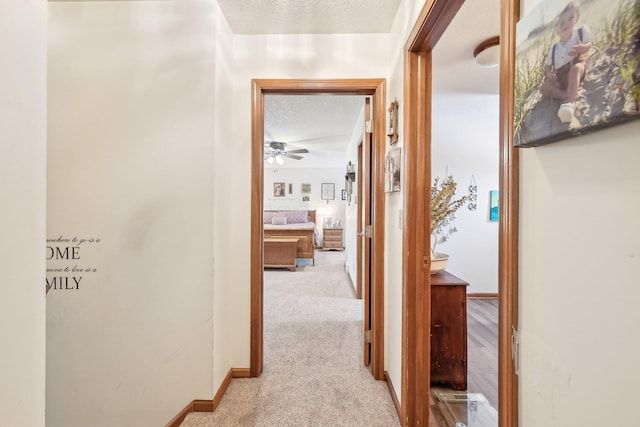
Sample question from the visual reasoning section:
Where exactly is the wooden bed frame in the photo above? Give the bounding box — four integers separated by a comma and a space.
263, 210, 316, 266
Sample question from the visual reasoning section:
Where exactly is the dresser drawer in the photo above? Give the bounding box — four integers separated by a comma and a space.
323, 240, 343, 249
324, 233, 342, 241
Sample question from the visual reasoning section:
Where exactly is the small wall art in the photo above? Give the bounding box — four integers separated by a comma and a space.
490, 190, 499, 221
321, 183, 335, 200
387, 99, 399, 145
514, 0, 640, 147
385, 147, 402, 192
345, 162, 356, 206
468, 175, 478, 211
273, 182, 285, 197
301, 183, 311, 193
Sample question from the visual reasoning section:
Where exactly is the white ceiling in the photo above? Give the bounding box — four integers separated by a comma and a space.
216, 0, 402, 34
433, 0, 501, 94
219, 0, 500, 166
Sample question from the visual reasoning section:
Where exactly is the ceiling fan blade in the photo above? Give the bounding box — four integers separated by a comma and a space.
285, 148, 309, 154
284, 153, 304, 160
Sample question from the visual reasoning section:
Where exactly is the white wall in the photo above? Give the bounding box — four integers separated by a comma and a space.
344, 106, 366, 290
47, 1, 217, 425
519, 120, 640, 426
0, 1, 47, 425
518, 1, 640, 425
211, 0, 238, 403
431, 93, 500, 294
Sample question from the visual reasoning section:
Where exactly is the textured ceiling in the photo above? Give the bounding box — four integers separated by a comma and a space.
217, 0, 401, 34
264, 95, 365, 167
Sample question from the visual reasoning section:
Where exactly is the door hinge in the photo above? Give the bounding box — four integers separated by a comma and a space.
512, 326, 520, 376
364, 225, 372, 238
365, 120, 373, 133
364, 329, 372, 343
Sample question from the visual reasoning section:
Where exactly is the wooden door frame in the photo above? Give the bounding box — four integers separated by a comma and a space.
250, 79, 387, 380
362, 97, 372, 367
401, 1, 519, 426
356, 141, 363, 300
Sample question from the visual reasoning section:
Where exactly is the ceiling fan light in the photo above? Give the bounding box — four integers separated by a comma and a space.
267, 155, 275, 164
275, 155, 284, 165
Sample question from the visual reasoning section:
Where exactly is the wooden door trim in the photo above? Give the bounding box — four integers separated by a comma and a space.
250, 79, 386, 380
363, 98, 372, 367
499, 2, 520, 426
402, 0, 519, 426
356, 142, 363, 300
401, 47, 433, 425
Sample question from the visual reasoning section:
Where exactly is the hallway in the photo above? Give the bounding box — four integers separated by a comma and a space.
181, 251, 400, 426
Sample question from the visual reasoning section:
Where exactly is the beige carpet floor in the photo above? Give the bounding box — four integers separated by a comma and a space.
180, 250, 400, 427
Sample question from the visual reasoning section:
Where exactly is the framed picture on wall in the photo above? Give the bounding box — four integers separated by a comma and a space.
301, 183, 311, 193
321, 183, 335, 200
385, 147, 402, 192
514, 0, 640, 147
273, 182, 285, 197
490, 190, 499, 221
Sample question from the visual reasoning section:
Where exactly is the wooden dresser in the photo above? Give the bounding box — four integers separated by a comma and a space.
322, 228, 344, 251
431, 270, 469, 390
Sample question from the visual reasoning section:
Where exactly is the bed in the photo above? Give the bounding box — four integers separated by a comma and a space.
263, 210, 320, 266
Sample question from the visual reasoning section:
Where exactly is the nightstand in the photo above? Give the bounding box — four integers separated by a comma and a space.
322, 228, 344, 251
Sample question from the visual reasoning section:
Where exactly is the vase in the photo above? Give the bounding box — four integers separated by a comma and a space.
430, 252, 449, 274
430, 234, 449, 274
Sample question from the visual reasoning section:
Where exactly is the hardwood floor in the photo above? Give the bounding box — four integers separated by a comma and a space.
430, 298, 498, 426
467, 298, 499, 409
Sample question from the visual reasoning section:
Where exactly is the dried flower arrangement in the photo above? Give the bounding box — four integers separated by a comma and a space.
431, 176, 468, 257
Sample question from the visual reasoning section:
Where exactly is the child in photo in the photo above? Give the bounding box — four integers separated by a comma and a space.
540, 1, 592, 123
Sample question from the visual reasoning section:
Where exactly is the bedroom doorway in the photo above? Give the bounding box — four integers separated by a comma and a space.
250, 79, 387, 380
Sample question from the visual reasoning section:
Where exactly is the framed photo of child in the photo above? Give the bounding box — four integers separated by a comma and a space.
273, 182, 286, 197
514, 0, 640, 147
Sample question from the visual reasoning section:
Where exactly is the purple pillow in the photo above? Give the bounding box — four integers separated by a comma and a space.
284, 210, 308, 224
272, 216, 288, 225
263, 211, 276, 224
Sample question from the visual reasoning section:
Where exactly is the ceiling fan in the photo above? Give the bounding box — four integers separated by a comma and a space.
264, 141, 309, 164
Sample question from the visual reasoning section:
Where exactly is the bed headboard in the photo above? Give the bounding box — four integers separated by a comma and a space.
264, 209, 316, 224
